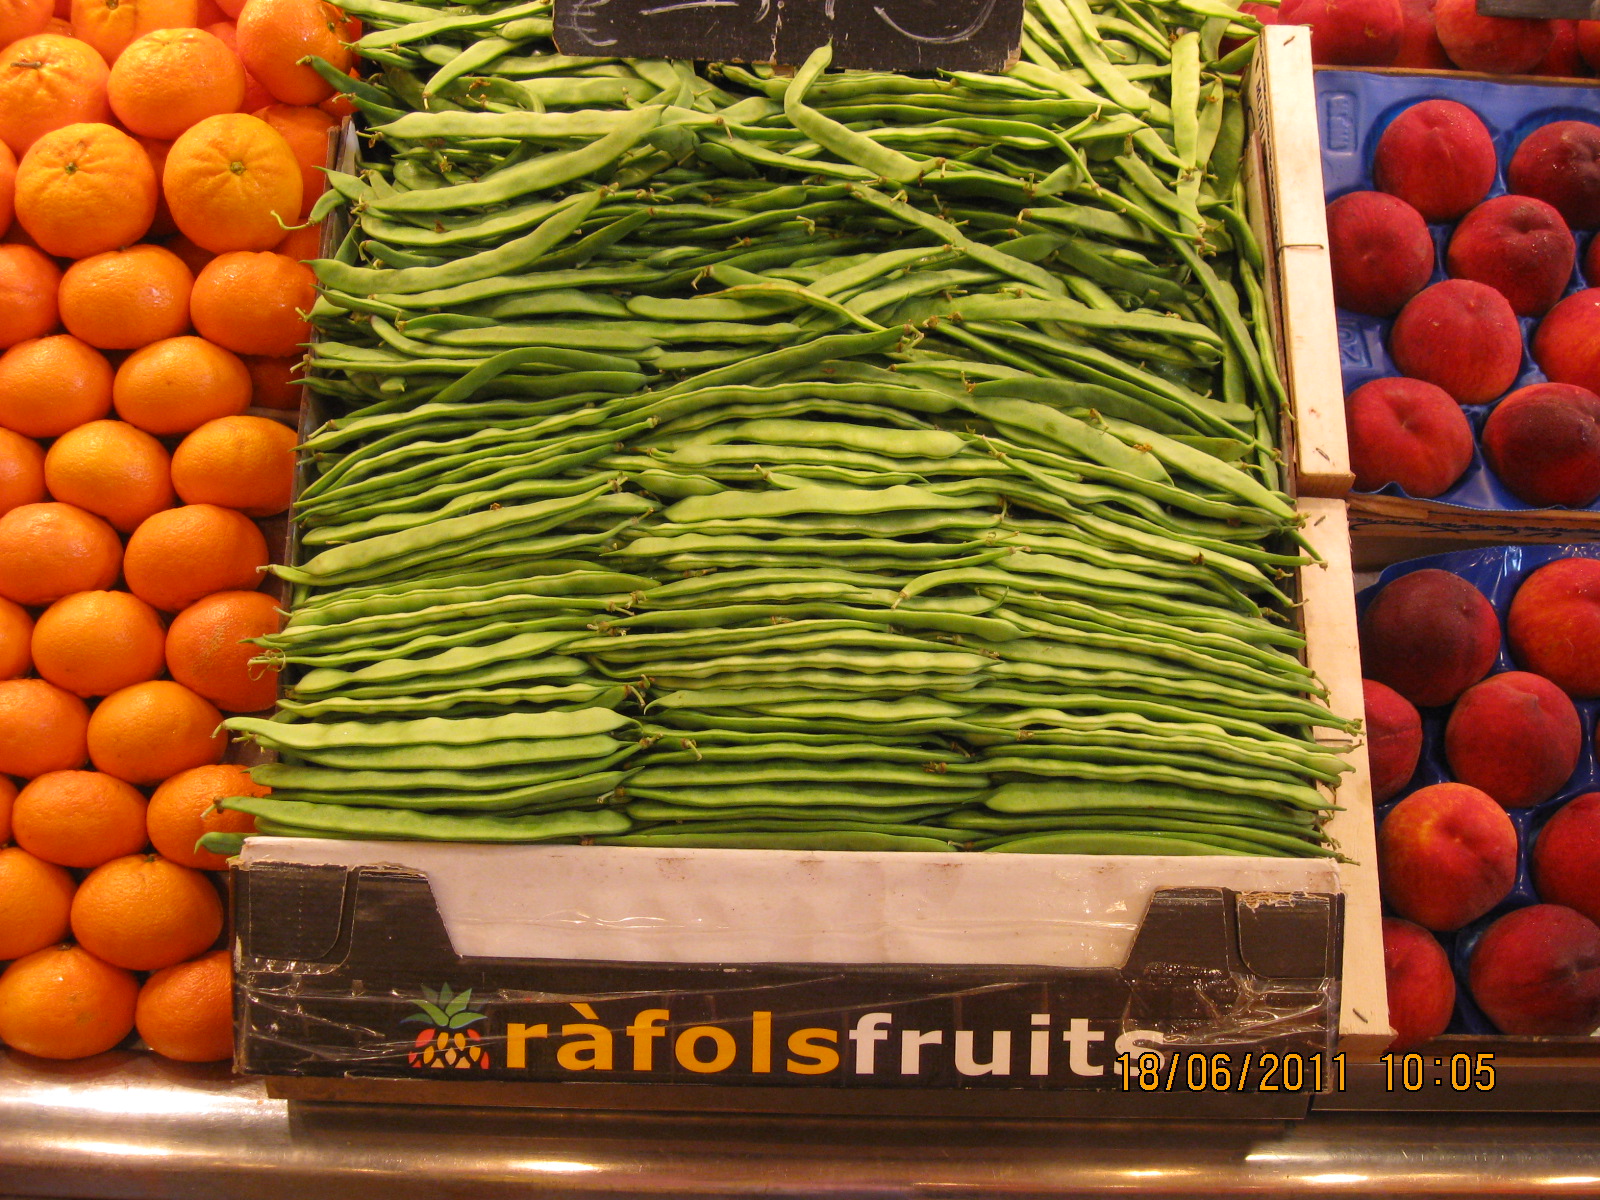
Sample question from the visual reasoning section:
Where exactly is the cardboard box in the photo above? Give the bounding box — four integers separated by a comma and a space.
235, 27, 1389, 1112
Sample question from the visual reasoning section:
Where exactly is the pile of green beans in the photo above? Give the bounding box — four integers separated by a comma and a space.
214, 0, 1359, 858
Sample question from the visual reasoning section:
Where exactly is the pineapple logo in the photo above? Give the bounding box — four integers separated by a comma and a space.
403, 984, 491, 1070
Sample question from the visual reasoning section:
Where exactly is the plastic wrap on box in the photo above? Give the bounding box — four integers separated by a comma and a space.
1317, 69, 1600, 513
1358, 543, 1600, 1036
234, 840, 1342, 1101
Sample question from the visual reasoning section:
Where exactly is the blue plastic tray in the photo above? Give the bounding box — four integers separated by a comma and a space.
1317, 69, 1600, 515
1359, 542, 1600, 1035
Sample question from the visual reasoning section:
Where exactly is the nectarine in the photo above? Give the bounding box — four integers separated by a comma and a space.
1379, 781, 1518, 931
1507, 555, 1600, 697
1469, 904, 1600, 1035
1445, 670, 1581, 808
1383, 917, 1456, 1050
1481, 383, 1600, 508
1360, 568, 1502, 707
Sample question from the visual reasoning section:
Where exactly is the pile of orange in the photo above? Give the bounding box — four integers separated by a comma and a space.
0, 0, 342, 1065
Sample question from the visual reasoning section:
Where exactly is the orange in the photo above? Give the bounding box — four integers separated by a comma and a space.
71, 852, 223, 970
0, 944, 138, 1059
0, 773, 11, 840
86, 679, 226, 784
123, 503, 267, 611
58, 244, 193, 351
0, 426, 46, 518
0, 0, 54, 46
0, 846, 74, 960
44, 419, 174, 532
0, 139, 14, 236
251, 103, 331, 220
0, 334, 112, 436
14, 121, 155, 257
204, 20, 269, 110
164, 112, 301, 253
112, 334, 251, 435
108, 27, 245, 140
137, 135, 176, 236
165, 589, 280, 712
11, 769, 148, 867
69, 0, 197, 63
0, 501, 121, 606
0, 243, 61, 349
0, 677, 89, 778
0, 34, 109, 157
0, 595, 29, 678
236, 0, 351, 105
146, 761, 260, 869
272, 219, 319, 261
136, 948, 232, 1061
161, 230, 213, 275
171, 415, 294, 516
31, 589, 167, 697
242, 353, 299, 408
189, 249, 312, 357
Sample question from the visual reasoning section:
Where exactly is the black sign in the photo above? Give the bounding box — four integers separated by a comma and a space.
552, 0, 1026, 72
1475, 0, 1595, 15
234, 862, 1340, 1098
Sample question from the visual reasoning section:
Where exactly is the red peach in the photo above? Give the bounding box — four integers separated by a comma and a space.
1280, 0, 1402, 64
1579, 19, 1600, 71
1326, 191, 1435, 317
1383, 917, 1456, 1050
1507, 556, 1600, 698
1446, 195, 1575, 318
1434, 0, 1554, 73
1346, 376, 1474, 498
1468, 904, 1600, 1035
1508, 121, 1600, 231
1532, 20, 1583, 77
1533, 288, 1600, 395
1379, 782, 1518, 931
1481, 383, 1600, 509
1391, 0, 1451, 68
1444, 671, 1582, 808
1374, 100, 1497, 223
1390, 280, 1525, 406
1359, 568, 1501, 707
1364, 678, 1423, 803
1533, 793, 1600, 925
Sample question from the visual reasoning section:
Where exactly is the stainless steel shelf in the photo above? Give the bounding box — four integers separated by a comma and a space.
5, 1048, 1600, 1199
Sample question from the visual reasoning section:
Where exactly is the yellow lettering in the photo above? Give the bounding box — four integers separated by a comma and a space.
625, 1008, 670, 1070
556, 1023, 614, 1071
504, 1022, 548, 1069
786, 1028, 840, 1075
751, 1011, 772, 1074
675, 1025, 737, 1074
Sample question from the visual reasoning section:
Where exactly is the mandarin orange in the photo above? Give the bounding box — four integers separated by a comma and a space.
164, 112, 300, 253
135, 948, 234, 1062
146, 762, 260, 869
0, 501, 121, 606
69, 0, 197, 62
123, 503, 267, 611
12, 769, 149, 867
0, 427, 45, 519
0, 846, 75, 960
0, 677, 89, 778
86, 679, 226, 784
108, 26, 245, 139
251, 103, 331, 219
0, 944, 138, 1059
170, 414, 295, 516
0, 34, 109, 157
44, 418, 175, 532
57, 244, 192, 350
0, 594, 31, 678
189, 249, 312, 357
165, 589, 281, 711
0, 0, 54, 47
14, 121, 156, 257
112, 335, 251, 435
71, 852, 224, 971
236, 0, 352, 105
0, 334, 112, 437
0, 243, 60, 349
241, 353, 299, 408
31, 589, 167, 697
0, 140, 15, 236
